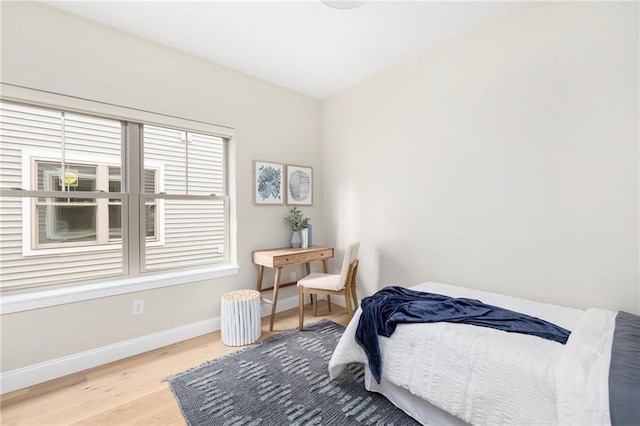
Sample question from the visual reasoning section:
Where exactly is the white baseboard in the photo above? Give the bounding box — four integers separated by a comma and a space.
1, 294, 301, 394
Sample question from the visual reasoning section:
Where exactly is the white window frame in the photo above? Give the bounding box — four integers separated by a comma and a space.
0, 84, 238, 314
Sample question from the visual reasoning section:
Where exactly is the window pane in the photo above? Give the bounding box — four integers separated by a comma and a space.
64, 112, 122, 155
109, 167, 121, 192
37, 203, 97, 244
1, 195, 123, 290
144, 126, 185, 193
37, 162, 96, 193
1, 102, 63, 193
142, 169, 157, 239
143, 169, 156, 194
142, 125, 227, 271
143, 125, 224, 196
145, 199, 225, 271
145, 204, 155, 238
109, 204, 122, 239
187, 133, 224, 196
0, 101, 124, 291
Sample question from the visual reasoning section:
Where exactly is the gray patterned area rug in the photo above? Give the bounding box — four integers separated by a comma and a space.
165, 319, 419, 426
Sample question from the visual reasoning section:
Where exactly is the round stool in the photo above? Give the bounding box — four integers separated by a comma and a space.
221, 289, 262, 346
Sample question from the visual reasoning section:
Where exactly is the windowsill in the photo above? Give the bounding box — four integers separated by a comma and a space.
0, 264, 240, 315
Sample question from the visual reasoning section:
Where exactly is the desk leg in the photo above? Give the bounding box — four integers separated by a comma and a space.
256, 265, 264, 292
269, 267, 282, 331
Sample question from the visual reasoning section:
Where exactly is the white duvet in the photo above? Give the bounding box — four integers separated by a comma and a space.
328, 282, 617, 425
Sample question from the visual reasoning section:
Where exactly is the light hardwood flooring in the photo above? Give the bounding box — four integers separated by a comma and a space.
1, 303, 350, 425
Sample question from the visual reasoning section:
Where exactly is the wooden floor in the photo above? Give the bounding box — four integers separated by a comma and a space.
1, 303, 350, 425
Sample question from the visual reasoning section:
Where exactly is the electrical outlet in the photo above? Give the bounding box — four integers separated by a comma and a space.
132, 300, 144, 316
290, 271, 297, 282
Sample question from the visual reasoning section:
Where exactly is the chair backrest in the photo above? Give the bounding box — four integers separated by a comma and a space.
337, 242, 360, 290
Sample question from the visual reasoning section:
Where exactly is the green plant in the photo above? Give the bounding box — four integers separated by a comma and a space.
284, 207, 310, 231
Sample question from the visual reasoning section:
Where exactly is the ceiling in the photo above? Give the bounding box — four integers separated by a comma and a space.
41, 1, 523, 99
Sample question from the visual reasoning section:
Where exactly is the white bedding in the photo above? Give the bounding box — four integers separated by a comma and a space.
328, 281, 617, 425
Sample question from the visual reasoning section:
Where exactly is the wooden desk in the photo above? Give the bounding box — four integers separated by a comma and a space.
252, 246, 334, 331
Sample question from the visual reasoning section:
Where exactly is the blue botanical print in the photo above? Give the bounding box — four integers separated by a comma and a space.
257, 165, 282, 201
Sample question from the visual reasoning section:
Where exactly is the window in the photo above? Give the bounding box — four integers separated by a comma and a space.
32, 160, 159, 247
0, 98, 233, 292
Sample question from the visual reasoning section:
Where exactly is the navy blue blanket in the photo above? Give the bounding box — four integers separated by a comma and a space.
355, 286, 571, 383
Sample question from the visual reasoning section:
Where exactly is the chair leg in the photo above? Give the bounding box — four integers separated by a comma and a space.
345, 288, 353, 319
327, 295, 332, 312
313, 294, 318, 316
298, 287, 304, 331
351, 282, 358, 312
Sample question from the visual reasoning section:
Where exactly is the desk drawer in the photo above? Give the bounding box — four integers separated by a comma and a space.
272, 248, 334, 267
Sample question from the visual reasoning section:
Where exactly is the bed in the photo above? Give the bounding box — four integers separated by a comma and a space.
328, 281, 640, 425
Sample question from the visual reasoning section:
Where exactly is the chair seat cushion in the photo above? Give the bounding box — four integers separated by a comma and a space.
297, 273, 343, 291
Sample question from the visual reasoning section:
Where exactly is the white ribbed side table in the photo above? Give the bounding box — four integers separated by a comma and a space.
221, 289, 262, 346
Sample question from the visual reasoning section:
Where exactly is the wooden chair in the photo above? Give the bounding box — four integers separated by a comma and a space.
298, 242, 360, 330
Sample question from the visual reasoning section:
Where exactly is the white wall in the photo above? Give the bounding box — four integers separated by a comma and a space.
0, 2, 322, 373
321, 2, 639, 314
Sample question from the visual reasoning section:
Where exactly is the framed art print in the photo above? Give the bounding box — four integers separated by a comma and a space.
286, 164, 313, 206
254, 160, 284, 205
